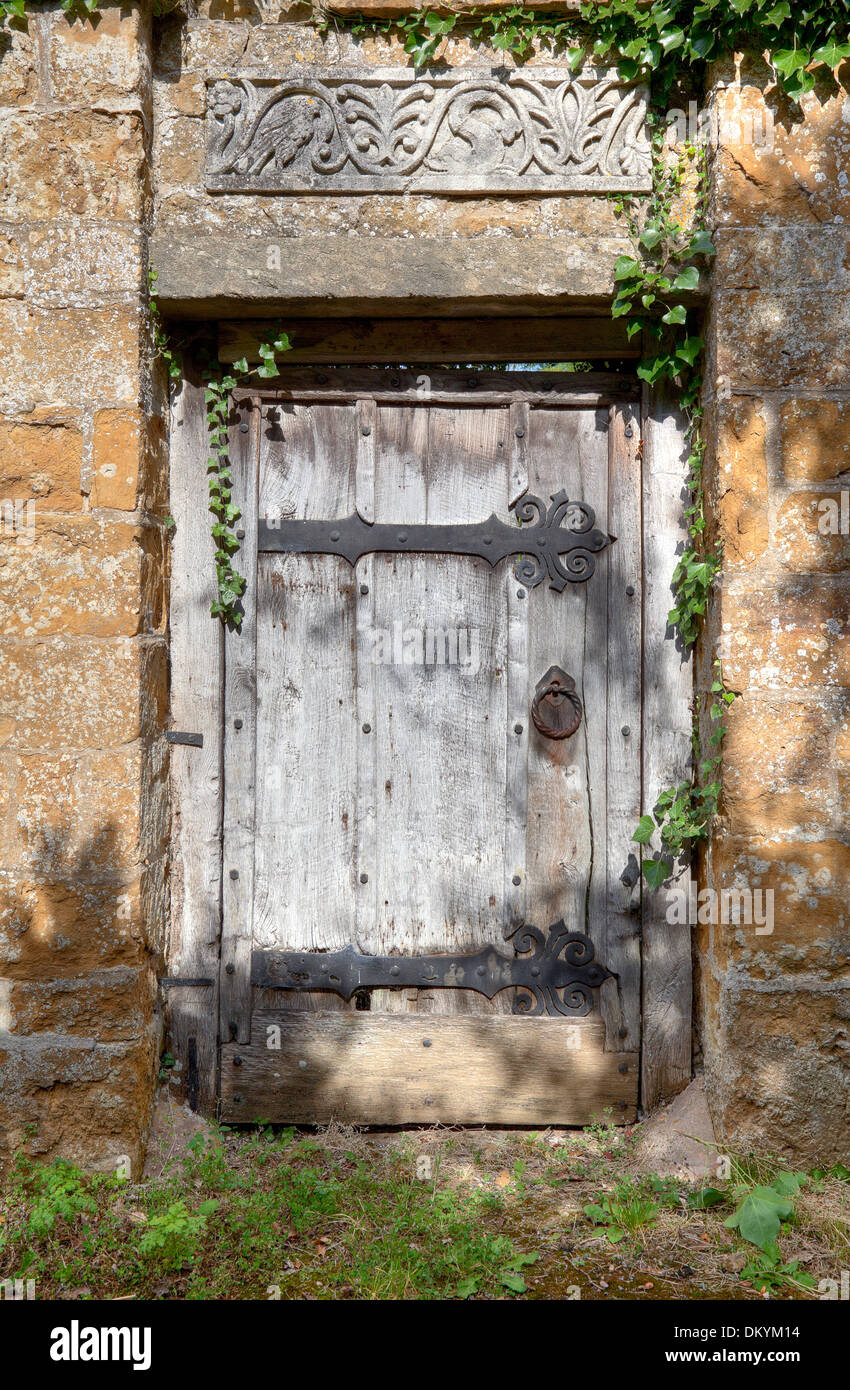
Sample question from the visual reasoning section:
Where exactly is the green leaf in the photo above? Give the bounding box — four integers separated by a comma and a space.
724, 1187, 795, 1250
771, 47, 811, 77
613, 255, 642, 282
500, 1271, 527, 1294
672, 266, 700, 292
812, 41, 850, 67
662, 303, 688, 325
676, 336, 704, 367
688, 230, 716, 257
688, 1187, 726, 1209
763, 1, 791, 25
642, 858, 672, 889
637, 353, 675, 384
633, 814, 656, 845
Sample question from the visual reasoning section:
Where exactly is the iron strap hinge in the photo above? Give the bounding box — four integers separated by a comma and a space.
166, 731, 204, 748
259, 490, 615, 593
250, 922, 614, 1017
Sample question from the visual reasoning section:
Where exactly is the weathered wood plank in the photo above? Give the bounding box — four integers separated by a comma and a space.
524, 409, 603, 943
219, 317, 638, 367
254, 404, 359, 969
641, 381, 694, 1107
167, 359, 222, 1112
602, 404, 643, 1051
504, 402, 530, 938
219, 397, 260, 1045
354, 398, 378, 970
220, 1012, 639, 1125
237, 368, 639, 408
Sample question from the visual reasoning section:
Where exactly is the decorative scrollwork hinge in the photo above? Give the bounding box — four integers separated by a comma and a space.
251, 920, 614, 1017
258, 490, 615, 592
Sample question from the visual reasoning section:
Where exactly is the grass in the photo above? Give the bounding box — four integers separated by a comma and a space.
1, 1110, 848, 1301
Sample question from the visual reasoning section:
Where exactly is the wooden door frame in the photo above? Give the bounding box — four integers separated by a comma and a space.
167, 343, 693, 1119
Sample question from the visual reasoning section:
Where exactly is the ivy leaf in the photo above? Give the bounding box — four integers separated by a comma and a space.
633, 814, 656, 845
640, 226, 665, 250
613, 255, 642, 282
659, 25, 685, 53
771, 47, 811, 77
688, 230, 716, 257
662, 303, 688, 324
812, 41, 850, 67
672, 266, 700, 292
642, 858, 672, 889
637, 353, 675, 384
676, 336, 704, 367
763, 1, 791, 24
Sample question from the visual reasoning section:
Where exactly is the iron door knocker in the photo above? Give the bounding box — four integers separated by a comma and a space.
531, 666, 582, 740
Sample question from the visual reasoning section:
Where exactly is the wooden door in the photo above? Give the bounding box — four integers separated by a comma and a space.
217, 369, 643, 1125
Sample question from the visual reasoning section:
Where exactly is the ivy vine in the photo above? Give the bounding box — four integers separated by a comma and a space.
0, 0, 180, 26
148, 268, 291, 630
329, 1, 850, 100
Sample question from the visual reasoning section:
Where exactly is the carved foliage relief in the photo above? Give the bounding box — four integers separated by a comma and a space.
206, 67, 652, 194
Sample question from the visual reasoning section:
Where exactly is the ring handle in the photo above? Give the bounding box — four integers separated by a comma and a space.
531, 667, 583, 740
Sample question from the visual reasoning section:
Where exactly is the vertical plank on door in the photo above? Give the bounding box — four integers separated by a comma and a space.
504, 401, 529, 938
253, 403, 359, 1008
602, 404, 643, 1051
525, 409, 606, 942
167, 360, 222, 1111
219, 396, 260, 1045
354, 398, 378, 960
641, 381, 694, 1106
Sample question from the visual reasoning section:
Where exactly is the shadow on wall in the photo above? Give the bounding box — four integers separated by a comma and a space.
0, 822, 159, 1178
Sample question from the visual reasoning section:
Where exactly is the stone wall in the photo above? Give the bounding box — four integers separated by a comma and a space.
701, 60, 850, 1161
0, 4, 165, 1179
150, 2, 636, 316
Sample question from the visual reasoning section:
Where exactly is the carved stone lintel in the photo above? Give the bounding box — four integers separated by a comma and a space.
206, 66, 652, 195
